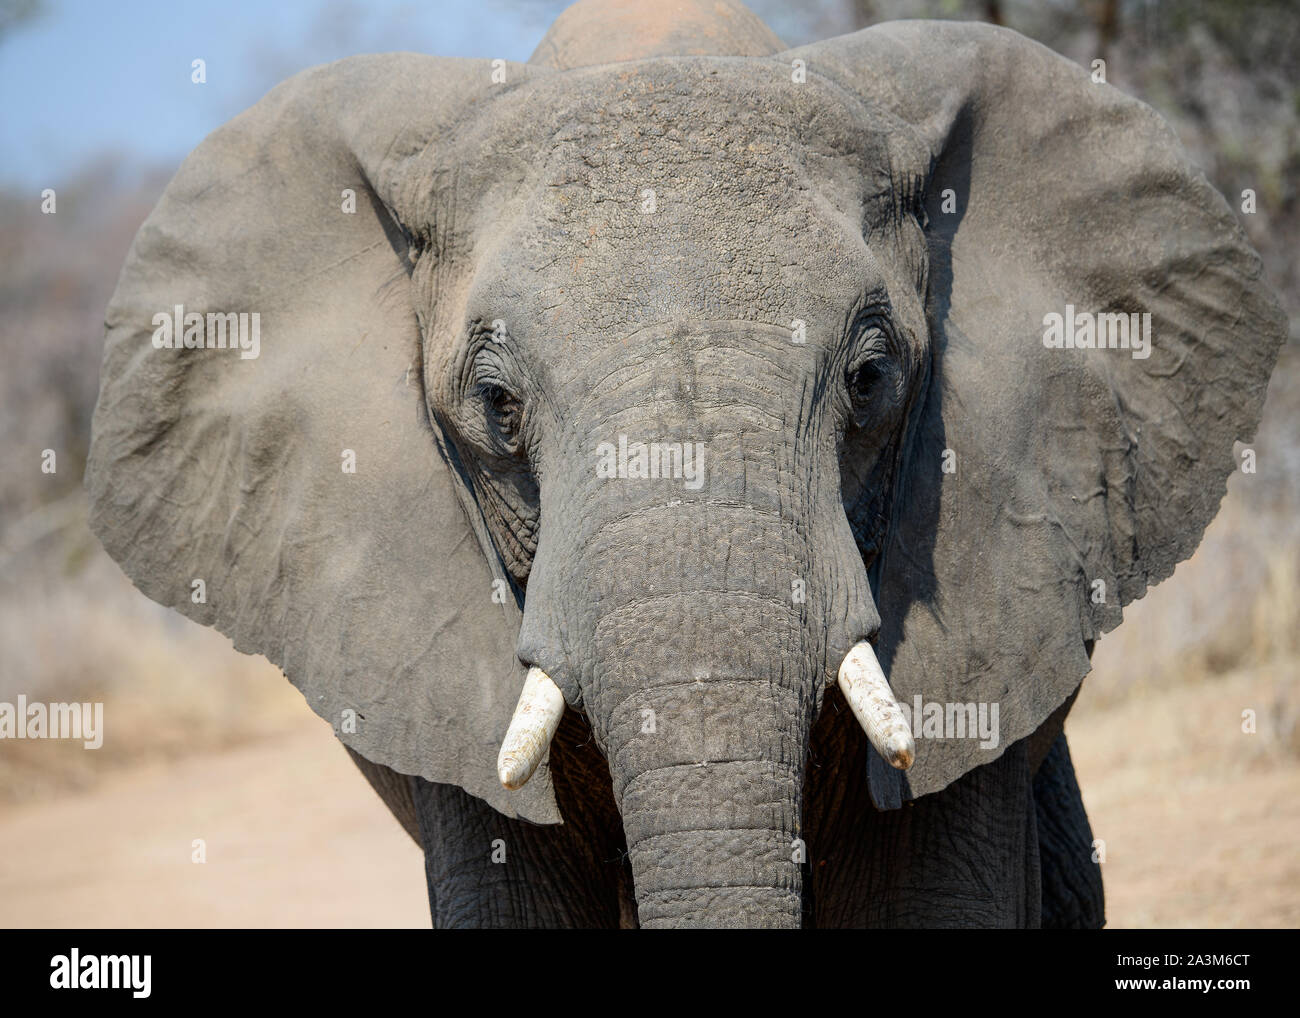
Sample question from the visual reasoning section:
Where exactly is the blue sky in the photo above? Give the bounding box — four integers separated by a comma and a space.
0, 0, 575, 187
0, 0, 848, 189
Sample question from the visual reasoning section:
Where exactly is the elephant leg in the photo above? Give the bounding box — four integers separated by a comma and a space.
413, 781, 610, 928
1033, 732, 1106, 928
411, 708, 634, 929
805, 695, 1041, 928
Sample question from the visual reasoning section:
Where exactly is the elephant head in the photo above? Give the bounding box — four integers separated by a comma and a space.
87, 0, 1285, 927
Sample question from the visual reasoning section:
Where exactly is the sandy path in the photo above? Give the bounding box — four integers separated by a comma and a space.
1068, 665, 1300, 928
0, 714, 428, 928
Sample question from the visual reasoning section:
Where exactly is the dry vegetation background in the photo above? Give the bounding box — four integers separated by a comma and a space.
0, 0, 1297, 927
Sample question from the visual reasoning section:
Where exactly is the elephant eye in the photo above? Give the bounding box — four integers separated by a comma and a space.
844, 340, 902, 435
848, 358, 887, 403
482, 384, 524, 449
847, 353, 895, 418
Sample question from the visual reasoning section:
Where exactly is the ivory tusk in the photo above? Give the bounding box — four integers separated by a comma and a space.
836, 641, 915, 770
497, 666, 566, 790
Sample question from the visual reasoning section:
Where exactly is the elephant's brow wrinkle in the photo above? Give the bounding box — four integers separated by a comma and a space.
695, 345, 797, 382
594, 399, 787, 432
576, 499, 786, 556
592, 590, 799, 637
577, 361, 658, 400
571, 322, 799, 377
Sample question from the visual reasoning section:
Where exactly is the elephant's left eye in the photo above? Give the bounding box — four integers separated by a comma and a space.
848, 357, 888, 404
846, 350, 898, 419
844, 331, 904, 435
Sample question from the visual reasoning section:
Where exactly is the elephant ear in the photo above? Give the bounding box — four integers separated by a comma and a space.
795, 22, 1287, 806
86, 54, 562, 823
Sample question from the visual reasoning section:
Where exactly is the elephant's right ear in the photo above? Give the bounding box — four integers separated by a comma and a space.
86, 55, 563, 823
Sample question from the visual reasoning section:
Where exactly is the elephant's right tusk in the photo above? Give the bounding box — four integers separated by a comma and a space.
497, 666, 566, 790
836, 641, 915, 770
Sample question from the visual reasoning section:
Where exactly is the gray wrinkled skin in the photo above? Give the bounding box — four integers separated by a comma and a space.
86, 1, 1285, 927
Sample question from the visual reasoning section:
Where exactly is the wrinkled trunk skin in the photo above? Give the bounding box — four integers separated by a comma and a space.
588, 513, 813, 928
615, 711, 805, 926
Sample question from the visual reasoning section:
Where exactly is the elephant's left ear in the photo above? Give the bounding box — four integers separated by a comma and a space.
86, 55, 562, 823
793, 22, 1287, 806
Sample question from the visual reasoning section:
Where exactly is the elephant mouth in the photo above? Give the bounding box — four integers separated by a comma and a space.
497, 640, 914, 791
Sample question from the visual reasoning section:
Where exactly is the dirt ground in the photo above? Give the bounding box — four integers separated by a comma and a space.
0, 711, 429, 928
2, 658, 1297, 928
1068, 663, 1300, 928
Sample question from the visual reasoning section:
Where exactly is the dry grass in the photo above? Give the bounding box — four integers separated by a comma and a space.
0, 510, 305, 806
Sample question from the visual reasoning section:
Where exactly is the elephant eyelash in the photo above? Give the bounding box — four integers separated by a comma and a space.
846, 318, 892, 376
843, 316, 907, 434
476, 382, 526, 451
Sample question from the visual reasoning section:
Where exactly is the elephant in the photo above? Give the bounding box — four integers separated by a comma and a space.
85, 0, 1285, 928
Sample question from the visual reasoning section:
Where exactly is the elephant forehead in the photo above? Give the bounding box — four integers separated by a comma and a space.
524, 61, 881, 238
514, 185, 873, 333
474, 114, 882, 340
447, 60, 895, 340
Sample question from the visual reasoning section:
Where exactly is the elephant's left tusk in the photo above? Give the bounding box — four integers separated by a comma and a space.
497, 666, 566, 790
836, 641, 915, 770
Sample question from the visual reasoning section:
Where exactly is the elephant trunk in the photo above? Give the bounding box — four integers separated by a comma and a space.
584, 510, 820, 928
605, 676, 800, 930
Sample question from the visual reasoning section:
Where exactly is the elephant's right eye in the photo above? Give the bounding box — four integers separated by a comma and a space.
480, 384, 525, 452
